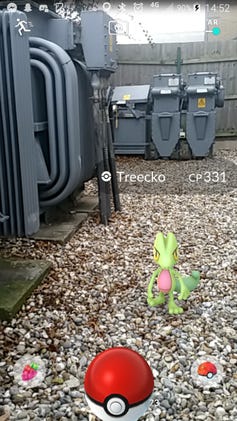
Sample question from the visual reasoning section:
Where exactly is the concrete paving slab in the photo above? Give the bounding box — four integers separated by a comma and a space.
0, 259, 51, 321
214, 139, 237, 150
31, 196, 98, 243
32, 212, 88, 243
75, 196, 98, 213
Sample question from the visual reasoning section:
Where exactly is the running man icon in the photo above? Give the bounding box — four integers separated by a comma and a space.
15, 18, 31, 36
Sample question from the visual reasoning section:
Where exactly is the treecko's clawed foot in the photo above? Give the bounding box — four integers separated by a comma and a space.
168, 293, 184, 314
178, 286, 190, 301
168, 301, 184, 314
147, 292, 165, 307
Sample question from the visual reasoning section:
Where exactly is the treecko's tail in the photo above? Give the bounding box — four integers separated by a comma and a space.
175, 270, 200, 293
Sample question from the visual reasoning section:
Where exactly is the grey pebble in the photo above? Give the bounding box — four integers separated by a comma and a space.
61, 395, 72, 404
27, 400, 39, 409
181, 386, 192, 394
38, 404, 51, 417
196, 413, 209, 420
73, 318, 81, 326
160, 399, 170, 410
15, 410, 29, 420
79, 356, 87, 368
167, 408, 174, 415
16, 344, 26, 353
11, 394, 25, 404
199, 407, 208, 414
70, 390, 81, 398
163, 379, 174, 389
215, 406, 226, 419
53, 410, 65, 419
63, 341, 72, 349
73, 406, 83, 415
53, 400, 61, 410
9, 386, 19, 395
56, 362, 65, 372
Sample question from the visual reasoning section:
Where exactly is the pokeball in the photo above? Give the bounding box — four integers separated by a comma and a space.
197, 361, 217, 379
84, 347, 154, 421
191, 356, 224, 388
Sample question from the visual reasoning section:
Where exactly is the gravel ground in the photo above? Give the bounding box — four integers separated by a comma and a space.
0, 150, 237, 421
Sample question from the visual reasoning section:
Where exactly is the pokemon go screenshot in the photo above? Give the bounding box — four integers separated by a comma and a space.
147, 232, 200, 314
84, 347, 154, 421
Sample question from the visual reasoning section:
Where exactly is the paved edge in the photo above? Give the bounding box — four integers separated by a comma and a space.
0, 259, 51, 321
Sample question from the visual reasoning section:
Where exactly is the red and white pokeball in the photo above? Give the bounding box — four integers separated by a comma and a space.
191, 356, 224, 388
84, 347, 154, 421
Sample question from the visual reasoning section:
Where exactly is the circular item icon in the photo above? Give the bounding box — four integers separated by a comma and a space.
101, 171, 112, 182
7, 2, 17, 11
103, 2, 111, 11
13, 355, 46, 388
191, 356, 224, 388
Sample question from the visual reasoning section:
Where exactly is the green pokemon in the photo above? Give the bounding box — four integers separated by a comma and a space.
147, 232, 200, 314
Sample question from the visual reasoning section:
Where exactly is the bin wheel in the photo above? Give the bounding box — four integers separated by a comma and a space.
170, 142, 180, 160
179, 139, 192, 160
208, 145, 214, 158
145, 142, 159, 160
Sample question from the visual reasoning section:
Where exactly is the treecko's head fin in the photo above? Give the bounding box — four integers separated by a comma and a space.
153, 232, 178, 267
154, 232, 178, 253
166, 232, 178, 254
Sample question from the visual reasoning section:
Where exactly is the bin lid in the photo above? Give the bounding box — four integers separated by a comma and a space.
111, 85, 150, 103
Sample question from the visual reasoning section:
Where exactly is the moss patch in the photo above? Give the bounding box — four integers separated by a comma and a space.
0, 258, 51, 321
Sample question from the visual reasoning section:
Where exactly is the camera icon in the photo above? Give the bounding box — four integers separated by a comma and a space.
109, 20, 129, 35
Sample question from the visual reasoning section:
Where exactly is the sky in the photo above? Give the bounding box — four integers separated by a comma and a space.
102, 2, 206, 44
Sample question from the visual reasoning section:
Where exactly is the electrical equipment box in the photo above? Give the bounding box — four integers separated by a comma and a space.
185, 72, 224, 157
151, 74, 182, 157
111, 85, 150, 154
80, 11, 118, 72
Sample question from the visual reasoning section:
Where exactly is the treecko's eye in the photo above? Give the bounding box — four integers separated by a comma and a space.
154, 248, 160, 260
173, 248, 178, 261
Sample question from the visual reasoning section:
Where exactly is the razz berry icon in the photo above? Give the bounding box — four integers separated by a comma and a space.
84, 347, 154, 421
13, 355, 46, 388
21, 362, 39, 381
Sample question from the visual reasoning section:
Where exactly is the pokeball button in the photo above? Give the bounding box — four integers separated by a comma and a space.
109, 401, 123, 414
107, 397, 126, 415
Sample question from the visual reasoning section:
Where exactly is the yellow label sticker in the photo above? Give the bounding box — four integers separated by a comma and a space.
123, 94, 131, 100
198, 98, 206, 108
